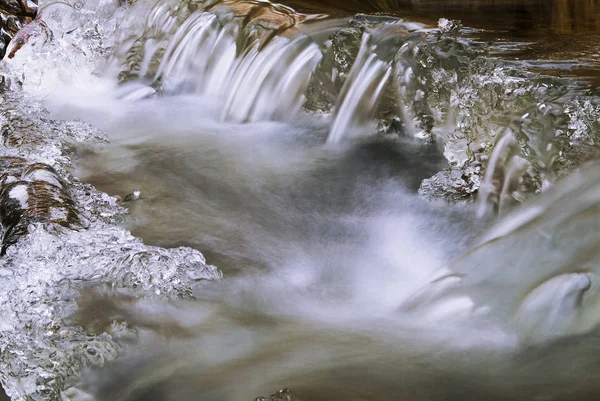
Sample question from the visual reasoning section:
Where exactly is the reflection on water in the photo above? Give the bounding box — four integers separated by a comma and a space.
281, 0, 600, 35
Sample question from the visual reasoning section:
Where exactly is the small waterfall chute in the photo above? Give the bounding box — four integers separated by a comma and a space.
477, 129, 531, 217
327, 33, 391, 144
156, 11, 237, 95
221, 34, 322, 122
119, 4, 323, 123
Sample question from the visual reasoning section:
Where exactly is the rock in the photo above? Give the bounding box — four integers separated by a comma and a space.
437, 18, 462, 34
418, 161, 481, 203
255, 389, 297, 401
122, 189, 141, 202
3, 13, 48, 58
0, 161, 81, 252
0, 0, 37, 59
0, 172, 81, 254
304, 14, 413, 114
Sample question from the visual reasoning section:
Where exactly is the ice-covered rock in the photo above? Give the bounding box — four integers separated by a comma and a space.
0, 85, 222, 401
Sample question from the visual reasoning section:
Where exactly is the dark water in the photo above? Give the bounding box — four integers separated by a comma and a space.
282, 0, 600, 84
282, 0, 600, 35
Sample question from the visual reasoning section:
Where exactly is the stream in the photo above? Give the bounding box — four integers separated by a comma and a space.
1, 1, 600, 400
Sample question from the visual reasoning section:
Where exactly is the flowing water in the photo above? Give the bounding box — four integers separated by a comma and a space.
2, 0, 600, 400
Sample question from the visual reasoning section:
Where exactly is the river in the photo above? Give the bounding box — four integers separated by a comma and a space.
1, 1, 600, 400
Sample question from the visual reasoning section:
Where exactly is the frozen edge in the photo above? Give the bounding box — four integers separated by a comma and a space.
0, 91, 223, 401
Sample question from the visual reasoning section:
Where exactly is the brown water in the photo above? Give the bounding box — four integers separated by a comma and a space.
281, 0, 600, 34
283, 0, 600, 83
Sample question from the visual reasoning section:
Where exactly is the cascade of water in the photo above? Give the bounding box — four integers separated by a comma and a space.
403, 162, 600, 343
117, 4, 323, 123
4, 0, 600, 399
156, 11, 237, 95
106, 0, 188, 81
477, 129, 531, 217
327, 33, 391, 144
220, 34, 322, 122
394, 33, 433, 140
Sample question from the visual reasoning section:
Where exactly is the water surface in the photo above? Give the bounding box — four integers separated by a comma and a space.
35, 0, 600, 400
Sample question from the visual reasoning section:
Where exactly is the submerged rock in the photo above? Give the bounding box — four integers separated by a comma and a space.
256, 389, 297, 401
418, 160, 481, 203
0, 161, 80, 255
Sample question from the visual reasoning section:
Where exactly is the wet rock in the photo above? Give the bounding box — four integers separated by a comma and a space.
384, 25, 595, 205
208, 0, 301, 48
0, 161, 80, 254
558, 91, 600, 177
302, 12, 596, 202
0, 156, 26, 179
418, 160, 481, 203
0, 0, 38, 59
122, 189, 142, 202
304, 14, 411, 113
0, 91, 222, 401
256, 389, 297, 401
437, 18, 462, 34
4, 15, 51, 59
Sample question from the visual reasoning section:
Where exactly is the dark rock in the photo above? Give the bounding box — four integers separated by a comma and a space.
0, 0, 37, 59
122, 190, 142, 202
0, 384, 7, 401
0, 159, 80, 255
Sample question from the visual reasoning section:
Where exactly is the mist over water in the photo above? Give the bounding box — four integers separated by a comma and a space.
3, 0, 600, 400
48, 79, 600, 401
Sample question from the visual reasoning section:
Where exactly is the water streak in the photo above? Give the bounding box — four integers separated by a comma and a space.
327, 33, 391, 144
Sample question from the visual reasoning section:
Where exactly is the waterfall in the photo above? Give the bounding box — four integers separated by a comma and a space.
327, 33, 392, 144
110, 2, 324, 123
219, 35, 322, 122
403, 163, 600, 344
477, 129, 531, 217
156, 12, 237, 97
4, 0, 600, 399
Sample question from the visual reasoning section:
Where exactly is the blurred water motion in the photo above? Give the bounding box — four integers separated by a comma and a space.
73, 159, 600, 400
2, 0, 600, 399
